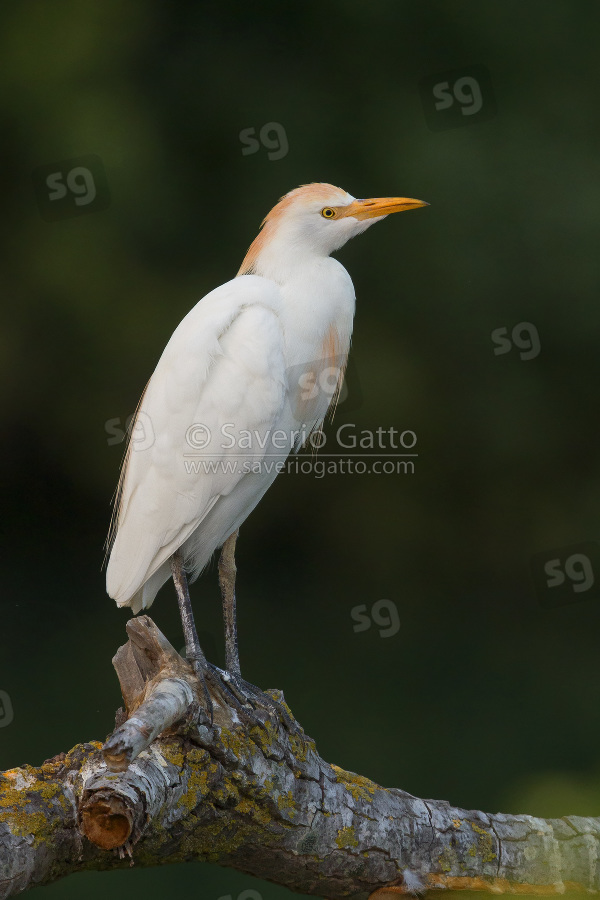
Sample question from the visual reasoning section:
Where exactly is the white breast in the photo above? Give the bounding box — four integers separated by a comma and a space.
106, 260, 356, 613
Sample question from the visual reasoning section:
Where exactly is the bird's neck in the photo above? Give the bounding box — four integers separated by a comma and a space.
237, 220, 356, 376
238, 230, 356, 425
237, 221, 328, 284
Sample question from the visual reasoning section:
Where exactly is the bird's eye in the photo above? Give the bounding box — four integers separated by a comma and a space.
321, 207, 337, 219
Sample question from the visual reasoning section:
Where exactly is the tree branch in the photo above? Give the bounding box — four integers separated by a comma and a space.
1, 616, 599, 899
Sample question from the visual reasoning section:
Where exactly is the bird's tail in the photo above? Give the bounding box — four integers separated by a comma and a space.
112, 560, 172, 613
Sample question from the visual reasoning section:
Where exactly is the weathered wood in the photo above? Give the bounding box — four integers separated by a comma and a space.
101, 615, 200, 773
113, 615, 195, 713
1, 616, 600, 899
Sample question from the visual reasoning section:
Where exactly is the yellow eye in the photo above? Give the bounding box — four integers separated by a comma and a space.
321, 207, 337, 219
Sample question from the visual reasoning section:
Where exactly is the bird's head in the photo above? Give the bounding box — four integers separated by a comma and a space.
238, 182, 428, 280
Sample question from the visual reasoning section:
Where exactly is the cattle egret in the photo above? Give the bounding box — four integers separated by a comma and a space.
107, 183, 427, 718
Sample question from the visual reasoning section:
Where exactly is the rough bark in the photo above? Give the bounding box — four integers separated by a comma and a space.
1, 616, 599, 899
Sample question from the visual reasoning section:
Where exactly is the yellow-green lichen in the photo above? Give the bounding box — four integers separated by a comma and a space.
288, 731, 316, 764
158, 742, 185, 769
176, 747, 215, 815
336, 825, 359, 849
0, 745, 104, 849
178, 811, 274, 863
39, 782, 61, 801
235, 796, 273, 826
438, 844, 458, 873
276, 790, 296, 819
331, 765, 377, 802
264, 690, 294, 719
469, 821, 497, 863
263, 774, 275, 792
220, 726, 251, 761
0, 772, 64, 846
248, 720, 278, 755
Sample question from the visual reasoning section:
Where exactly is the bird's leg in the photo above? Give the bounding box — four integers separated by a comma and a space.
219, 529, 241, 677
215, 532, 300, 734
171, 551, 213, 721
171, 541, 299, 736
171, 550, 260, 729
171, 551, 206, 666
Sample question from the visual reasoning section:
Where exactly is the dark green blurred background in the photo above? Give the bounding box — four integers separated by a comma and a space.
2, 1, 600, 897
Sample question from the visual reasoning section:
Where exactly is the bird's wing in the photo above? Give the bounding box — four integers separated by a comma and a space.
106, 274, 287, 605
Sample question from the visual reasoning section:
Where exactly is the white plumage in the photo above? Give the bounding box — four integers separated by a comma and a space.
106, 183, 426, 615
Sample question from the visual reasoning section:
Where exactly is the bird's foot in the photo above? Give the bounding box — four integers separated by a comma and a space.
185, 655, 304, 739
188, 658, 215, 724
185, 657, 265, 730
217, 670, 302, 736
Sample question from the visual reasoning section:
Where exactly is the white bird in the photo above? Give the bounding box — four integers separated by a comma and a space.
106, 183, 427, 713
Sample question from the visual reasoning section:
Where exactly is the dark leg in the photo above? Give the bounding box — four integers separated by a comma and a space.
171, 545, 300, 736
219, 530, 241, 676
171, 551, 213, 720
215, 531, 300, 734
171, 551, 206, 667
171, 549, 261, 729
